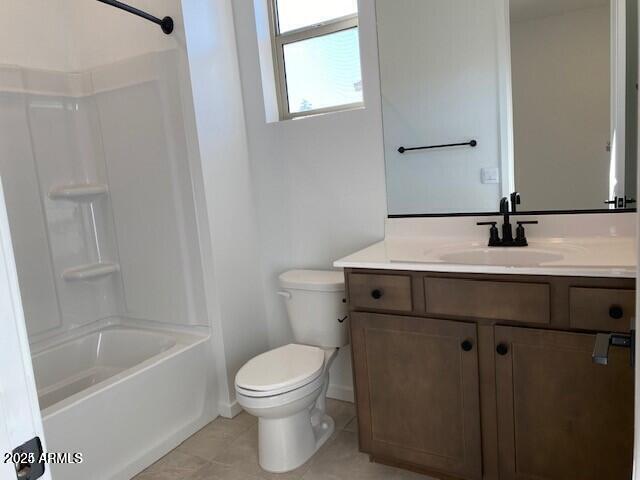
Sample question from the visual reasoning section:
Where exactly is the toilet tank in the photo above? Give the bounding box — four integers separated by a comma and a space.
278, 270, 349, 348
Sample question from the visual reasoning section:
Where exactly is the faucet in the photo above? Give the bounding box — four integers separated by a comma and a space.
499, 197, 514, 244
477, 193, 538, 247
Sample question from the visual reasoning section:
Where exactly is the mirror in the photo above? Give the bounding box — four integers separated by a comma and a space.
377, 0, 638, 215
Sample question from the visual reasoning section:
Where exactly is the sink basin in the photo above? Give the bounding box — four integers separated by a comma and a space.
438, 248, 564, 267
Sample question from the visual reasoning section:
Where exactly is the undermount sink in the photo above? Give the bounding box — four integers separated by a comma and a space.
437, 248, 565, 267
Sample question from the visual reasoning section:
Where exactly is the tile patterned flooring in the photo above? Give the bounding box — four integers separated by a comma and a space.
134, 400, 433, 480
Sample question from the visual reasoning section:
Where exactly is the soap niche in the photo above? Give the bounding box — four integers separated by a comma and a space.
48, 184, 120, 282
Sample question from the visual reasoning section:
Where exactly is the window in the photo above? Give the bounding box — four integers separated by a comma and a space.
269, 0, 364, 119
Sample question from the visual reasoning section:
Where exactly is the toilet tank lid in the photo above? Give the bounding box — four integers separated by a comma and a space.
279, 270, 345, 292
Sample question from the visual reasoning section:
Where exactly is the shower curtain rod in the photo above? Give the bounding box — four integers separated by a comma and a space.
96, 0, 174, 34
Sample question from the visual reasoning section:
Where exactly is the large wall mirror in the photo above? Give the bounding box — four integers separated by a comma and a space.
378, 0, 638, 215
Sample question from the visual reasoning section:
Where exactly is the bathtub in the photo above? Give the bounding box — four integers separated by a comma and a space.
30, 319, 213, 480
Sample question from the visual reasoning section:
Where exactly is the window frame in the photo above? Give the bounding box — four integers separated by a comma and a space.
268, 1, 362, 120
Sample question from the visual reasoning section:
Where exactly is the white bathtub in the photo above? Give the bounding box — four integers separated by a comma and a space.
30, 319, 213, 480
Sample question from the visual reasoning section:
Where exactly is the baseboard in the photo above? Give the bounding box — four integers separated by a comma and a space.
218, 398, 243, 418
327, 384, 354, 403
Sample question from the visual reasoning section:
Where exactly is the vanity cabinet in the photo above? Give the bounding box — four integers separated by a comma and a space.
345, 269, 635, 480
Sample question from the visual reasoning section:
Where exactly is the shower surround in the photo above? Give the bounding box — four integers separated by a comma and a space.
0, 48, 214, 479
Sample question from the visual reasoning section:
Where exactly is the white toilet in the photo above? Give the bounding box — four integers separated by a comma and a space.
235, 270, 348, 473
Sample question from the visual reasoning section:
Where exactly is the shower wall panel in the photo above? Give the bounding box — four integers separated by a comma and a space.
0, 67, 124, 340
0, 69, 62, 336
94, 51, 205, 326
0, 49, 207, 341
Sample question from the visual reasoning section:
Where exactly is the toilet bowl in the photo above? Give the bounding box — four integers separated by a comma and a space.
235, 270, 347, 473
236, 345, 338, 472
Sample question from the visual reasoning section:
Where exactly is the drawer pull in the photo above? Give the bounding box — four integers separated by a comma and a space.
371, 289, 384, 300
496, 343, 509, 356
461, 340, 473, 352
609, 305, 624, 320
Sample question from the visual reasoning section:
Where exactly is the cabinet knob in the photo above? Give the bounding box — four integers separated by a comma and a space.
461, 340, 473, 352
496, 343, 509, 356
371, 289, 383, 300
609, 305, 624, 320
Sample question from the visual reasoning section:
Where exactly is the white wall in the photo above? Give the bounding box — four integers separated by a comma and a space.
511, 5, 611, 210
181, 0, 271, 414
0, 0, 178, 72
232, 0, 387, 401
68, 0, 179, 71
0, 0, 71, 71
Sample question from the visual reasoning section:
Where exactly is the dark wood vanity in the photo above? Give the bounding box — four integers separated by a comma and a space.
345, 269, 635, 480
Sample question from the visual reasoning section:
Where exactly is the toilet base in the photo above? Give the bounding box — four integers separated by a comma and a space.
312, 413, 335, 451
258, 411, 335, 473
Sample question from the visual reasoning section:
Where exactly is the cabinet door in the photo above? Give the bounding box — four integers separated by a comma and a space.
350, 312, 482, 479
495, 326, 633, 480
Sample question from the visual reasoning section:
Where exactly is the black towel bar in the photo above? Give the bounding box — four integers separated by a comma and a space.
398, 139, 477, 154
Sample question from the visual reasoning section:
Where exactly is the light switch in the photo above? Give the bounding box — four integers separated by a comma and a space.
481, 167, 500, 184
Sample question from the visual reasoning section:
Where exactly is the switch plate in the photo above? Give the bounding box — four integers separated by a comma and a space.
481, 167, 500, 184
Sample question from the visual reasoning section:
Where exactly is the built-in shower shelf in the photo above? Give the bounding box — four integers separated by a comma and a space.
49, 183, 108, 201
62, 262, 120, 281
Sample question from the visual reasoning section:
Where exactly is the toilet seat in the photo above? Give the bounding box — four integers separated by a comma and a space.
235, 344, 325, 398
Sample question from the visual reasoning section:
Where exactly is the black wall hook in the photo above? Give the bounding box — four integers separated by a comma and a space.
96, 0, 174, 34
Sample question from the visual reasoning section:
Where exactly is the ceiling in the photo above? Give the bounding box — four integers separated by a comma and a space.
510, 0, 609, 22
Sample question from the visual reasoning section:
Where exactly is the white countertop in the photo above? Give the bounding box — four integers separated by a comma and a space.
334, 214, 637, 278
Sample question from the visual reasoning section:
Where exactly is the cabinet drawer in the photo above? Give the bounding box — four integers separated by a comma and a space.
424, 277, 550, 324
569, 287, 635, 333
348, 274, 413, 312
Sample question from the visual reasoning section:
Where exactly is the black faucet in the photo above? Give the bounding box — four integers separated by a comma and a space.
499, 197, 514, 244
477, 193, 538, 247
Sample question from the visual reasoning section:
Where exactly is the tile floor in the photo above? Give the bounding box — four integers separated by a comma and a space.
134, 400, 433, 480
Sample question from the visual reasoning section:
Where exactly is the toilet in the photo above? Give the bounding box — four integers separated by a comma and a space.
235, 270, 348, 473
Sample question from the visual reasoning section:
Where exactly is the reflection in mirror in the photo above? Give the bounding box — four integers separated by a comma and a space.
511, 0, 635, 211
377, 0, 638, 216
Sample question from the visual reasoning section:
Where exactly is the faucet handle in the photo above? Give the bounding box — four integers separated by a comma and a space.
514, 221, 538, 246
477, 222, 501, 246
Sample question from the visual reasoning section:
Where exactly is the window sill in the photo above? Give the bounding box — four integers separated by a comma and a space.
275, 102, 366, 123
